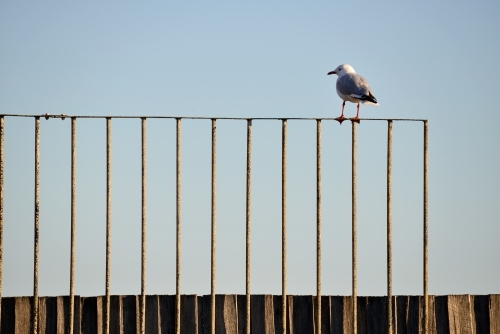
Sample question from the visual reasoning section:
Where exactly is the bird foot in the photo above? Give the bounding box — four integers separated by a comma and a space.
335, 116, 347, 124
350, 117, 361, 124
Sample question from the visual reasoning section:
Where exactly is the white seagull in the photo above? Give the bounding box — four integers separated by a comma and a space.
327, 64, 379, 123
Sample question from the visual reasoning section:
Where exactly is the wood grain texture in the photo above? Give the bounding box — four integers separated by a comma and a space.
366, 296, 386, 334
490, 294, 500, 334
473, 295, 489, 334
356, 296, 367, 334
3, 294, 500, 333
290, 295, 314, 334
250, 295, 275, 334
180, 295, 199, 334
145, 295, 160, 334
159, 295, 176, 334
435, 296, 449, 334
448, 295, 473, 334
407, 296, 422, 334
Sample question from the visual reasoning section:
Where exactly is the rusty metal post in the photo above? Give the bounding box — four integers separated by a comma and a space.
246, 119, 252, 334
0, 117, 4, 324
351, 121, 357, 334
423, 120, 429, 334
176, 118, 182, 334
32, 117, 41, 334
316, 120, 322, 334
105, 117, 112, 334
387, 120, 393, 334
69, 118, 77, 334
211, 119, 217, 334
141, 118, 147, 334
282, 119, 287, 334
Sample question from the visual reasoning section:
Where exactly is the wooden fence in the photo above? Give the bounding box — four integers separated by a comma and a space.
1, 294, 498, 334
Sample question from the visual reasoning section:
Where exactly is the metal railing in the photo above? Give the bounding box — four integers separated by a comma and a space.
0, 114, 429, 334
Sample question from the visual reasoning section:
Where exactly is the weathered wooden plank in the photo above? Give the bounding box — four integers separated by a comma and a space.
196, 296, 202, 334
342, 296, 353, 334
435, 296, 449, 334
329, 296, 344, 334
289, 295, 314, 334
109, 295, 122, 334
39, 297, 55, 334
365, 296, 386, 334
145, 295, 160, 334
159, 295, 175, 334
180, 294, 198, 334
395, 296, 408, 334
356, 296, 367, 334
1, 297, 16, 333
407, 296, 422, 334
122, 295, 138, 334
237, 295, 246, 334
473, 295, 490, 334
448, 295, 473, 334
250, 295, 274, 334
58, 296, 70, 334
221, 295, 239, 334
73, 295, 82, 334
321, 296, 331, 334
16, 297, 33, 334
272, 295, 283, 334
81, 297, 103, 334
490, 294, 500, 334
427, 295, 437, 334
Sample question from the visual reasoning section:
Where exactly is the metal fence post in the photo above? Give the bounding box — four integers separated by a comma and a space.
69, 118, 77, 334
282, 119, 287, 334
0, 116, 4, 326
32, 117, 41, 334
387, 120, 393, 334
351, 121, 357, 334
176, 118, 182, 334
246, 119, 252, 334
105, 117, 112, 334
141, 118, 147, 334
211, 119, 217, 334
316, 119, 322, 334
423, 120, 429, 334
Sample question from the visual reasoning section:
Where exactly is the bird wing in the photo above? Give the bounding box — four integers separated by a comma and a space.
336, 73, 372, 99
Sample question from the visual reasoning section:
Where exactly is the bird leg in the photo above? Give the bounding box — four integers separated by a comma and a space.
335, 101, 347, 124
350, 102, 361, 123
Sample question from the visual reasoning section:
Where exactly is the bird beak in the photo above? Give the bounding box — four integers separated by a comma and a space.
327, 71, 336, 75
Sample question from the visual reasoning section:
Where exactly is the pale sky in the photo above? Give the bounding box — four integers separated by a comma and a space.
0, 1, 499, 297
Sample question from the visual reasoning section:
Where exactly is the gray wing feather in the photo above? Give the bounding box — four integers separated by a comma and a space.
336, 73, 372, 97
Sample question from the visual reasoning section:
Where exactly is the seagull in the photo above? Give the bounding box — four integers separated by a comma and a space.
327, 64, 379, 123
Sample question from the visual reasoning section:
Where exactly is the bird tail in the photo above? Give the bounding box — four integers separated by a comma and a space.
360, 93, 379, 105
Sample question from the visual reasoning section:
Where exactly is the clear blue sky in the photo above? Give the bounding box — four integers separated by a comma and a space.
1, 1, 499, 297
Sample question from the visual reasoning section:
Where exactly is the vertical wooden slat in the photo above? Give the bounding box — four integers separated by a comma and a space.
330, 296, 344, 334
434, 296, 449, 334
180, 295, 198, 334
145, 295, 160, 334
366, 297, 386, 334
473, 295, 489, 334
109, 296, 121, 334
356, 297, 367, 334
291, 296, 314, 334
407, 296, 423, 334
159, 295, 176, 334
122, 295, 139, 334
448, 295, 474, 334
489, 295, 500, 334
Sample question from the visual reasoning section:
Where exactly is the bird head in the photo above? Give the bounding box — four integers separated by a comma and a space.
327, 64, 356, 76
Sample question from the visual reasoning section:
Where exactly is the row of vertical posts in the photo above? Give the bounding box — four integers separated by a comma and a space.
0, 116, 428, 334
